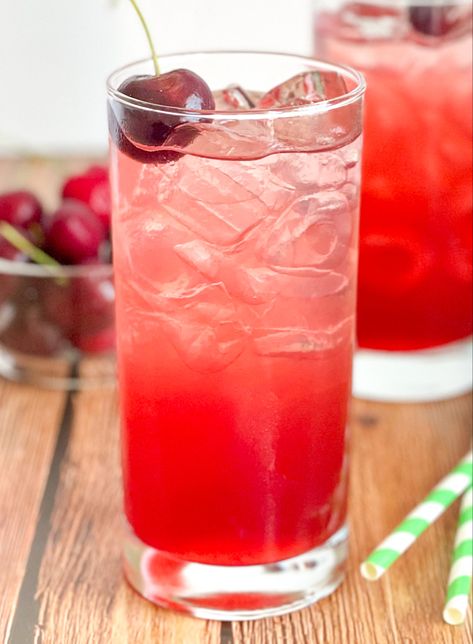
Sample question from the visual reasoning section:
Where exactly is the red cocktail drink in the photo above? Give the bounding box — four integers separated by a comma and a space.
108, 52, 364, 618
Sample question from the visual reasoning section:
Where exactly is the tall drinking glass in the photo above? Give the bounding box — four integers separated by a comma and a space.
315, 0, 473, 401
108, 52, 364, 620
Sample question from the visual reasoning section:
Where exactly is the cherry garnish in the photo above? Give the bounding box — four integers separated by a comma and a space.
118, 70, 215, 144
45, 200, 105, 264
110, 0, 215, 163
409, 5, 464, 36
111, 69, 215, 163
0, 191, 42, 230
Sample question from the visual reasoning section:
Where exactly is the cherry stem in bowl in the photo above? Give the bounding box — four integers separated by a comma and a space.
128, 0, 160, 76
0, 222, 67, 284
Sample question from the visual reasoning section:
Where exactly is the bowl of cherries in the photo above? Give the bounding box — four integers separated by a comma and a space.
0, 165, 115, 389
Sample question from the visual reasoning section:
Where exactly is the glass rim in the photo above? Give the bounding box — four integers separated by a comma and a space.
106, 50, 366, 120
0, 258, 113, 278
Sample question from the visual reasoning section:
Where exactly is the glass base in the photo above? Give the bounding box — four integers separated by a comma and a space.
353, 338, 472, 402
123, 524, 347, 621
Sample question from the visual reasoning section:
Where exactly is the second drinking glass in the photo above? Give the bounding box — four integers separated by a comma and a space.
315, 0, 473, 401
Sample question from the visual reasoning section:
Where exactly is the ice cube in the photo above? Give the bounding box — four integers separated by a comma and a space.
258, 193, 352, 271
138, 283, 248, 373
271, 152, 347, 190
126, 162, 178, 212
177, 156, 266, 205
156, 155, 276, 246
161, 314, 247, 373
258, 71, 348, 109
163, 119, 275, 160
276, 269, 349, 299
252, 318, 353, 358
341, 143, 361, 171
175, 240, 280, 305
318, 154, 349, 189
214, 85, 257, 110
174, 237, 349, 305
258, 71, 362, 150
341, 182, 360, 210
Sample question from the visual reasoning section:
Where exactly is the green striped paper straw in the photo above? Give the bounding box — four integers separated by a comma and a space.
443, 486, 473, 625
361, 450, 473, 581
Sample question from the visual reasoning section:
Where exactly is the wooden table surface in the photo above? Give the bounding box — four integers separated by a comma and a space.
0, 159, 472, 644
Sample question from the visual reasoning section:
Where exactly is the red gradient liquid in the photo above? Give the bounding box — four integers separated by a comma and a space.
112, 128, 360, 565
316, 6, 473, 350
120, 336, 351, 565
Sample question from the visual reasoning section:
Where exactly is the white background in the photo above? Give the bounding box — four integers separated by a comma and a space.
0, 0, 312, 154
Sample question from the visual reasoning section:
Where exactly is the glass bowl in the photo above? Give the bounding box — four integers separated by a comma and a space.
0, 258, 115, 389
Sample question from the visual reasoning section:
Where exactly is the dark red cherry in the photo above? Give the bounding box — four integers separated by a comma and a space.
42, 261, 115, 344
0, 191, 42, 230
84, 165, 108, 180
0, 307, 64, 356
45, 200, 105, 264
409, 5, 465, 36
41, 280, 75, 334
72, 262, 115, 336
110, 68, 215, 163
1, 279, 64, 356
108, 105, 195, 164
69, 268, 116, 352
72, 325, 116, 354
118, 69, 215, 144
62, 167, 111, 231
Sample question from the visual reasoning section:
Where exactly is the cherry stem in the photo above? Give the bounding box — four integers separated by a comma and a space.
0, 222, 67, 284
128, 0, 160, 76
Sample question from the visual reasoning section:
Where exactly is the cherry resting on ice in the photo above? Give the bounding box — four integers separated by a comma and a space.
117, 69, 215, 147
110, 0, 215, 162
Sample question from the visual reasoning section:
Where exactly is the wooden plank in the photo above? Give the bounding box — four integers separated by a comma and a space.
0, 157, 78, 642
0, 380, 66, 643
33, 387, 221, 644
233, 395, 473, 644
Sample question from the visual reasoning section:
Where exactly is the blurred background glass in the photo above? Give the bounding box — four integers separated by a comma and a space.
314, 0, 473, 402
